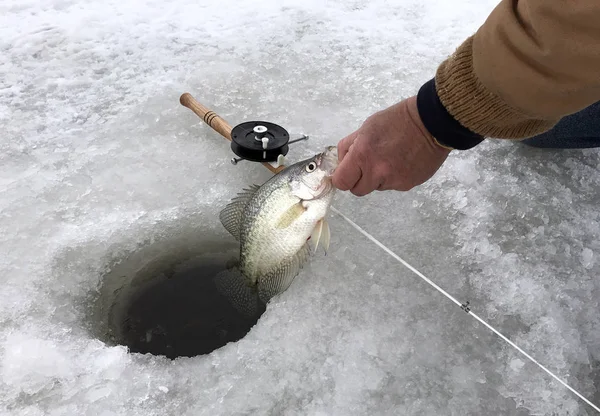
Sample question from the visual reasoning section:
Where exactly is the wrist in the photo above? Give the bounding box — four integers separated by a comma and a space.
406, 96, 453, 156
416, 78, 485, 150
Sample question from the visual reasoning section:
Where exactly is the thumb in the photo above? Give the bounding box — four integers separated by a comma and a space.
332, 147, 362, 191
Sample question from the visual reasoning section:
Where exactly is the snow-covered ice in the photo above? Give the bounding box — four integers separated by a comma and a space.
2, 0, 600, 415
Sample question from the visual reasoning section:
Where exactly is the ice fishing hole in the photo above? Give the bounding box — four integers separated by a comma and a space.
88, 229, 266, 359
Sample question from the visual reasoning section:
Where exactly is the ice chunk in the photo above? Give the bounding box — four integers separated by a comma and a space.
452, 157, 481, 185
581, 248, 594, 269
509, 359, 525, 372
1, 334, 74, 395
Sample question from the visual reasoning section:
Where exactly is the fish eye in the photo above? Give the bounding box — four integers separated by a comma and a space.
306, 162, 317, 172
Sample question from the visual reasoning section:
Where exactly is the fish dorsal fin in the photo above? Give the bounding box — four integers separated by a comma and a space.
275, 202, 306, 229
257, 243, 312, 303
219, 184, 260, 240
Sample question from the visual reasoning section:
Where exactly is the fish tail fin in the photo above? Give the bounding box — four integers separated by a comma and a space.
258, 243, 311, 304
213, 264, 262, 318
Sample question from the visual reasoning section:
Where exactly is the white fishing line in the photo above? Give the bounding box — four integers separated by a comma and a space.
330, 205, 600, 414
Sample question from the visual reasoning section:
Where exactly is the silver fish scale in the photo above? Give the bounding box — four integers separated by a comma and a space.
239, 165, 303, 284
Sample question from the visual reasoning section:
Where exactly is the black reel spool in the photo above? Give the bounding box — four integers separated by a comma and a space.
230, 121, 289, 162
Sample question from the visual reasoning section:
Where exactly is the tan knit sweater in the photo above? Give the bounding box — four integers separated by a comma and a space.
436, 0, 600, 139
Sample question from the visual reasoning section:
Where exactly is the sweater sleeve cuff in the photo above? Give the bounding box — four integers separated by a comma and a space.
416, 78, 485, 150
433, 35, 559, 140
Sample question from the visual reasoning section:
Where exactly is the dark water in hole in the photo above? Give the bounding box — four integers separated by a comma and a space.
120, 256, 266, 359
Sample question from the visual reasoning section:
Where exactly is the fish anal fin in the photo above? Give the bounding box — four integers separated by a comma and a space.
257, 243, 311, 303
213, 265, 262, 318
219, 184, 260, 240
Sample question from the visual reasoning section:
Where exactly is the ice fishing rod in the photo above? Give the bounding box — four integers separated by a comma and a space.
179, 92, 600, 414
180, 93, 308, 174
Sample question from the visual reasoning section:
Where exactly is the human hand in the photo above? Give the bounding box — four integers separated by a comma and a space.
331, 96, 451, 196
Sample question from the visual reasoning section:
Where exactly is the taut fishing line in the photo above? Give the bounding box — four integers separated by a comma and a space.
330, 205, 600, 414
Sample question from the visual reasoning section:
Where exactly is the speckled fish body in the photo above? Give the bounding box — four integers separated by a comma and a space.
215, 146, 338, 314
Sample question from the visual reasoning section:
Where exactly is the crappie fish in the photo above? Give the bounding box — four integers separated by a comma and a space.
214, 146, 338, 316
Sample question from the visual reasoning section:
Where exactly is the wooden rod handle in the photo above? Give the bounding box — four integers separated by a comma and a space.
180, 93, 233, 141
179, 92, 285, 174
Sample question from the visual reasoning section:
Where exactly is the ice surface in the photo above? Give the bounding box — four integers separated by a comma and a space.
2, 0, 600, 415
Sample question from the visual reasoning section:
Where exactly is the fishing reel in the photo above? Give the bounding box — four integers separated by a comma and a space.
229, 121, 308, 168
179, 92, 308, 173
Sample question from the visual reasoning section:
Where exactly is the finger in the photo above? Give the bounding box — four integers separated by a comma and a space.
332, 150, 362, 191
337, 131, 358, 162
350, 172, 379, 197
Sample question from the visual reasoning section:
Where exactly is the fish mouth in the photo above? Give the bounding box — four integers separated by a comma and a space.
311, 146, 338, 198
310, 180, 333, 199
319, 146, 339, 176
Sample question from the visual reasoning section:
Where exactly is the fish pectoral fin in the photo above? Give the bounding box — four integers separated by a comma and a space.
258, 243, 311, 304
322, 218, 331, 255
309, 219, 324, 253
275, 202, 306, 229
219, 184, 260, 240
309, 218, 331, 254
213, 265, 262, 318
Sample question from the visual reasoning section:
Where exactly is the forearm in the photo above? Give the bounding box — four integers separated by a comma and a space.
418, 0, 600, 149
